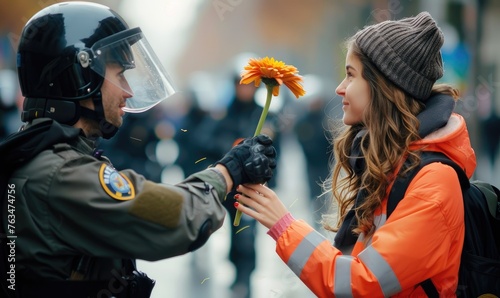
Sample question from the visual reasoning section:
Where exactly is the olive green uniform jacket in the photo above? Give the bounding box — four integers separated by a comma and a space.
2, 119, 227, 281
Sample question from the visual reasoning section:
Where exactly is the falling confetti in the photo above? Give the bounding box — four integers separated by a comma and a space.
195, 157, 207, 164
236, 225, 250, 234
181, 129, 188, 132
201, 277, 210, 284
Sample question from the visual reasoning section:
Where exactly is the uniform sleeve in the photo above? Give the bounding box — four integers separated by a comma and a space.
47, 155, 227, 261
274, 163, 463, 297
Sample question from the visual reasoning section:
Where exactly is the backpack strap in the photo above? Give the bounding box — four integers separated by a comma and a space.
473, 181, 500, 219
420, 279, 439, 298
387, 151, 469, 298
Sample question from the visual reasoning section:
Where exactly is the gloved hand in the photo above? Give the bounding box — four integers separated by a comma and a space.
215, 134, 277, 189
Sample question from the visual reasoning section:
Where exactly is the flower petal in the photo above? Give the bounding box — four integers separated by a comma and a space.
239, 56, 305, 98
272, 86, 280, 96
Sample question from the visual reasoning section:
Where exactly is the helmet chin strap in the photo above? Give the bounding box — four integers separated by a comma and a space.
79, 93, 119, 139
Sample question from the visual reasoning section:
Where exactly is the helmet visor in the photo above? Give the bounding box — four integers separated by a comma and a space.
91, 27, 176, 113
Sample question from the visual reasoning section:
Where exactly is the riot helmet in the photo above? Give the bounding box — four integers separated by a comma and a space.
17, 1, 176, 138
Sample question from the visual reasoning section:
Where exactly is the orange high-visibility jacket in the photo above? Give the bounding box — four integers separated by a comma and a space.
273, 114, 476, 297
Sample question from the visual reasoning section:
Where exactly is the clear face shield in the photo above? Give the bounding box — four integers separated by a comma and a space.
90, 27, 176, 113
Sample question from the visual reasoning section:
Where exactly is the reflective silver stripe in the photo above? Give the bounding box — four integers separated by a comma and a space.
334, 255, 354, 297
359, 246, 402, 296
287, 230, 326, 277
373, 213, 386, 229
357, 232, 365, 243
362, 214, 387, 247
366, 236, 373, 247
358, 231, 375, 248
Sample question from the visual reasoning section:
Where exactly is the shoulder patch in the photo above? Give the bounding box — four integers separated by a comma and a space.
99, 164, 135, 200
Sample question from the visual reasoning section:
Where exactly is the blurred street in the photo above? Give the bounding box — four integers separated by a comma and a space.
137, 134, 323, 298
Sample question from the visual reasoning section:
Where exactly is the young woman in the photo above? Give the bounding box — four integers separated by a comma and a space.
234, 12, 476, 297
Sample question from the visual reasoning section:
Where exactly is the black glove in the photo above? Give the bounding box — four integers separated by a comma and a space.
215, 134, 277, 189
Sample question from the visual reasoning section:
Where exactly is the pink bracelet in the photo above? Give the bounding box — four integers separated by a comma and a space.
267, 213, 296, 241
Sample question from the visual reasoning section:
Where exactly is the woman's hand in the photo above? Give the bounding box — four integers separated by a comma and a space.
234, 184, 289, 229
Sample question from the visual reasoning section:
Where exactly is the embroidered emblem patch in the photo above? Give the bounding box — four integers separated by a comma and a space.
99, 164, 135, 200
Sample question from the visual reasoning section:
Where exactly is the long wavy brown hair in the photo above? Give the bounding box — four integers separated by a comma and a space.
323, 37, 459, 240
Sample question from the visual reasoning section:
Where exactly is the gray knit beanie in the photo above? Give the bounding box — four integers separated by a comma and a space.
355, 11, 444, 101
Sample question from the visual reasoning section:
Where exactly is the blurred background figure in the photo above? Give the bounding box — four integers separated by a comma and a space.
97, 105, 171, 182
292, 75, 340, 231
481, 113, 500, 168
174, 53, 282, 298
173, 71, 224, 178
0, 69, 22, 140
0, 31, 22, 141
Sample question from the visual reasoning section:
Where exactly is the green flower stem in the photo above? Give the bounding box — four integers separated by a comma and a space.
234, 83, 274, 226
253, 84, 273, 136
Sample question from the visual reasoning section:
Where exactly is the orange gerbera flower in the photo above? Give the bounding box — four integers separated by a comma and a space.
240, 56, 306, 98
233, 57, 306, 227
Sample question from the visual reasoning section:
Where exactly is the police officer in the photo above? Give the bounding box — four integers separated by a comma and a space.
0, 2, 276, 298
